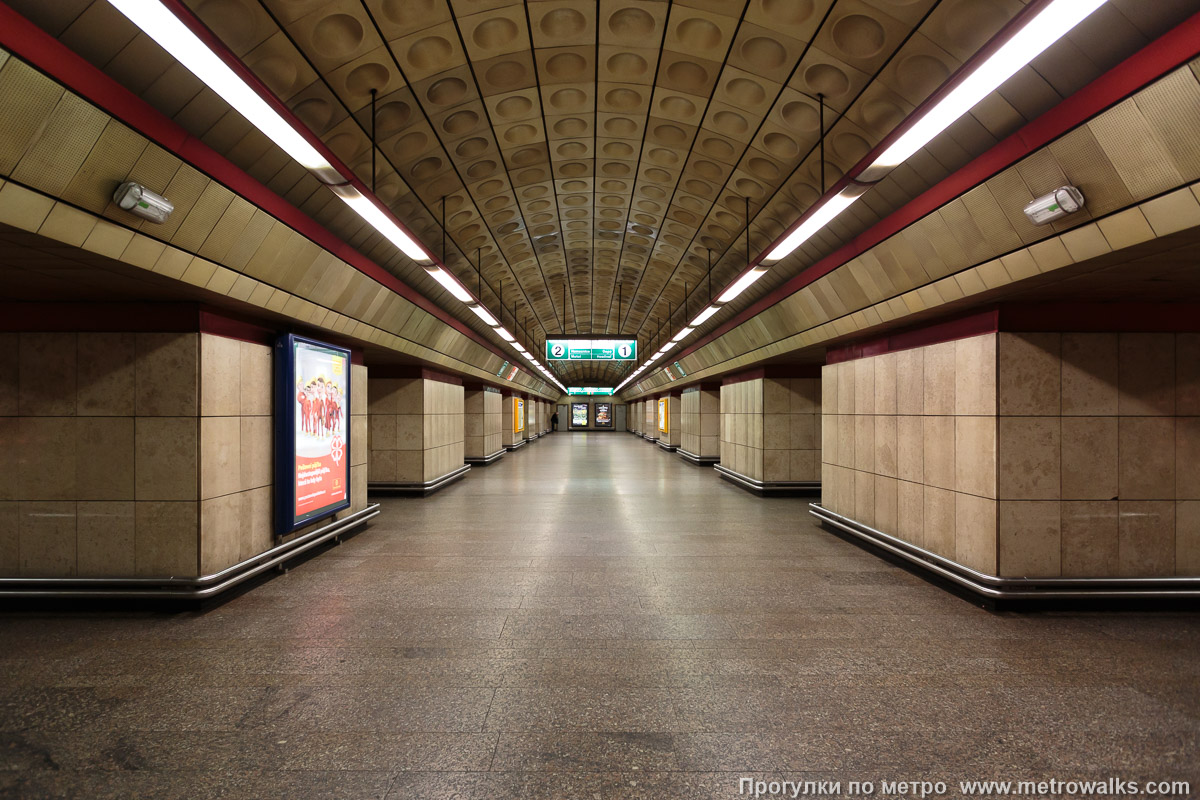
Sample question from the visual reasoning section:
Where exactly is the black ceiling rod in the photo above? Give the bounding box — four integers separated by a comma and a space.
563, 281, 568, 335
440, 196, 446, 263
707, 249, 712, 304
819, 93, 825, 194
744, 195, 751, 263
370, 88, 377, 194
684, 282, 688, 324
617, 283, 622, 335
476, 248, 482, 300
499, 279, 504, 330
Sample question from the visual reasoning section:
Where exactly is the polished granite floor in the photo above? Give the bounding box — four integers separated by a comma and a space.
1, 432, 1198, 799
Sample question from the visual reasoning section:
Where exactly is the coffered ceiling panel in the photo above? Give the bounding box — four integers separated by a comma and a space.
7, 0, 1197, 386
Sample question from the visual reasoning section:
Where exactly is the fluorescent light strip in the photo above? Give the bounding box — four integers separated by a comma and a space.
335, 189, 431, 263
671, 327, 695, 343
425, 266, 473, 302
717, 266, 769, 303
871, 0, 1105, 170
109, 0, 332, 173
690, 305, 721, 327
468, 305, 498, 326
763, 189, 863, 263
494, 326, 516, 342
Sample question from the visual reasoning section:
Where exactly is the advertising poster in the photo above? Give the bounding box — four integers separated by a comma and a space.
275, 334, 351, 534
658, 397, 669, 434
514, 397, 525, 433
594, 402, 612, 428
571, 403, 589, 427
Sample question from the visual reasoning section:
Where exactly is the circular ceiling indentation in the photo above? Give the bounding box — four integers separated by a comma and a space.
516, 167, 547, 184
442, 109, 479, 135
834, 132, 871, 162
781, 99, 819, 131
550, 87, 588, 110
554, 117, 588, 137
763, 131, 799, 158
861, 98, 906, 134
740, 37, 787, 71
473, 17, 519, 50
944, 0, 1010, 51
642, 186, 666, 200
725, 77, 766, 107
255, 56, 299, 96
504, 123, 539, 144
312, 14, 364, 59
713, 110, 748, 135
477, 179, 505, 195
407, 35, 453, 71
484, 59, 527, 88
652, 124, 687, 146
601, 162, 631, 176
605, 87, 642, 111
411, 156, 442, 179
455, 136, 489, 159
196, 0, 261, 52
804, 64, 850, 97
684, 179, 712, 195
291, 98, 333, 132
511, 147, 544, 166
375, 101, 411, 135
608, 6, 655, 38
425, 76, 467, 106
747, 157, 780, 180
540, 7, 587, 38
601, 180, 627, 192
666, 60, 709, 92
605, 51, 649, 81
604, 117, 637, 137
379, 0, 436, 26
546, 52, 588, 80
676, 17, 721, 50
659, 95, 696, 119
466, 159, 497, 179
603, 141, 635, 158
648, 148, 679, 166
560, 162, 589, 177
700, 136, 735, 160
394, 130, 428, 156
692, 160, 722, 181
556, 141, 588, 158
496, 95, 533, 118
832, 14, 886, 59
897, 54, 951, 97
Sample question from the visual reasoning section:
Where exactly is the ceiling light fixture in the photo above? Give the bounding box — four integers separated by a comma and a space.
332, 187, 432, 264
468, 305, 499, 326
424, 265, 474, 302
717, 266, 769, 302
866, 0, 1106, 173
690, 305, 721, 327
761, 187, 866, 264
107, 0, 335, 177
671, 327, 695, 343
494, 326, 516, 342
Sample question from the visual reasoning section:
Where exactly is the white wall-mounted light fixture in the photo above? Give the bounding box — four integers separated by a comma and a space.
717, 266, 769, 302
762, 187, 866, 264
494, 326, 516, 342
1023, 186, 1085, 225
424, 266, 473, 302
690, 305, 721, 327
113, 181, 173, 223
467, 305, 498, 326
671, 327, 695, 343
332, 186, 432, 264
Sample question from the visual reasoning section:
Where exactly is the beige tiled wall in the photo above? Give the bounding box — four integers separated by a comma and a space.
821, 335, 999, 574
680, 387, 720, 459
994, 332, 1199, 578
368, 377, 464, 484
721, 378, 822, 483
2, 330, 368, 578
465, 388, 503, 459
1, 331, 200, 577
821, 331, 1199, 578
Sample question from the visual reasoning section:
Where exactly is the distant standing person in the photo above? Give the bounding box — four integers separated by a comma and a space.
550, 410, 559, 431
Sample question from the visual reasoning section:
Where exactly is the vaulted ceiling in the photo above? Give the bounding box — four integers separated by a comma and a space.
9, 0, 1196, 386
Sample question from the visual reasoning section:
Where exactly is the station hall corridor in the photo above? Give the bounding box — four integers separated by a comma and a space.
2, 432, 1197, 799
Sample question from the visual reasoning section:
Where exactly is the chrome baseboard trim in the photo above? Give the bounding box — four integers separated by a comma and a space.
464, 449, 505, 466
370, 464, 471, 496
0, 505, 381, 599
715, 465, 820, 496
504, 439, 527, 451
657, 441, 678, 452
809, 504, 1200, 600
676, 448, 719, 466
642, 434, 658, 442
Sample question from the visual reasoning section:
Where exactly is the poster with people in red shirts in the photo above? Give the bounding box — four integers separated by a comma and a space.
276, 335, 351, 533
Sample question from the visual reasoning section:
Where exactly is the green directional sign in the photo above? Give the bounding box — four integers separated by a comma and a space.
546, 339, 636, 361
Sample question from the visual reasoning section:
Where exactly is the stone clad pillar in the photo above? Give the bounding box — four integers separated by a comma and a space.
643, 396, 658, 442
716, 367, 822, 495
679, 384, 720, 465
367, 369, 467, 494
464, 384, 504, 465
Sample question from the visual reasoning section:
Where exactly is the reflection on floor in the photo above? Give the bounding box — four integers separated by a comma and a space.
2, 432, 1197, 799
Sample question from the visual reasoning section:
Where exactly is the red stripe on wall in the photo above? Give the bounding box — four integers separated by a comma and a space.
674, 9, 1200, 368
0, 2, 513, 370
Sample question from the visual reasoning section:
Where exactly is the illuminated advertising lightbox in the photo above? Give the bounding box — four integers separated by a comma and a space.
275, 334, 351, 534
594, 402, 612, 428
658, 397, 669, 434
571, 403, 589, 427
514, 397, 525, 433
